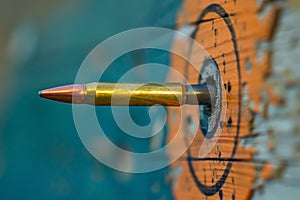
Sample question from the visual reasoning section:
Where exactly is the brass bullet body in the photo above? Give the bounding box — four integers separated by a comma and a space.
85, 83, 184, 106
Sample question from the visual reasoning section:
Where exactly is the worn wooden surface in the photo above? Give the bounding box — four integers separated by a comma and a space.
167, 0, 300, 199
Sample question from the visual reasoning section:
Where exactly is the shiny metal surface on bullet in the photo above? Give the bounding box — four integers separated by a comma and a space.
39, 82, 213, 106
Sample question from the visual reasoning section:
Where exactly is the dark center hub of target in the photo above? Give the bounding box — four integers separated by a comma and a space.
198, 57, 222, 139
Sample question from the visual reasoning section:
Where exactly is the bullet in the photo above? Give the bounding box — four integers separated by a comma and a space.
39, 82, 214, 106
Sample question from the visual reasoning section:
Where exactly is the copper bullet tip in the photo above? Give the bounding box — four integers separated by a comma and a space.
39, 84, 85, 104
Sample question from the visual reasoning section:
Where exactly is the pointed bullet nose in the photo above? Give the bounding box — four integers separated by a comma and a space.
39, 84, 85, 104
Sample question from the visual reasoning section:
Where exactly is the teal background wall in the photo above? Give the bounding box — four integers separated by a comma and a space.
0, 1, 181, 199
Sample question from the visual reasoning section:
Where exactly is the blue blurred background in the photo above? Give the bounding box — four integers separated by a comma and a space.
0, 0, 181, 199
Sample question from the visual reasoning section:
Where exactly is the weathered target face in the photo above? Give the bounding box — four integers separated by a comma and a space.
167, 1, 280, 199
185, 3, 242, 197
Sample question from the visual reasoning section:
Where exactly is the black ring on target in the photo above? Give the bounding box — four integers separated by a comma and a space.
186, 4, 242, 196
